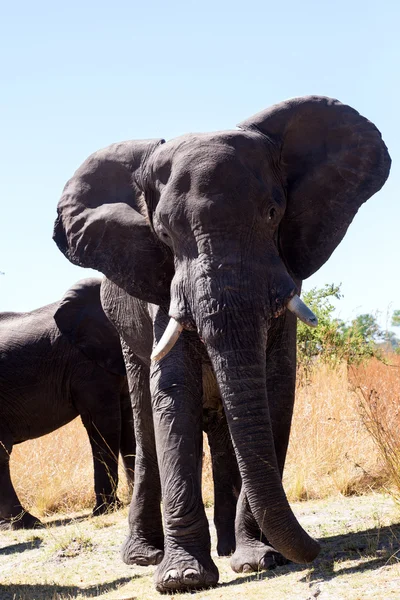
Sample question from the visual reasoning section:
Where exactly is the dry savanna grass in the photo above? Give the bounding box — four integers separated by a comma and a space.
350, 356, 400, 502
205, 358, 400, 506
284, 362, 387, 502
9, 357, 400, 516
10, 421, 131, 518
3, 358, 400, 599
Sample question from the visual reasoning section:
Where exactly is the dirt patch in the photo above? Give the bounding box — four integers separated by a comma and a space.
0, 493, 399, 600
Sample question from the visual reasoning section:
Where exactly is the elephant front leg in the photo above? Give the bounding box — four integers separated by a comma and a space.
121, 348, 164, 567
231, 313, 296, 573
77, 385, 122, 514
151, 311, 219, 593
0, 429, 41, 530
204, 407, 241, 557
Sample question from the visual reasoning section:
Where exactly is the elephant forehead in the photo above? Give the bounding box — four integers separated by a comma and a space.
149, 130, 270, 185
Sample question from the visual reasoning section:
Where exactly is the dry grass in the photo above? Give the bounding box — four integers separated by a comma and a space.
10, 420, 131, 518
202, 437, 214, 507
350, 356, 400, 502
4, 359, 400, 599
10, 358, 399, 516
284, 362, 385, 501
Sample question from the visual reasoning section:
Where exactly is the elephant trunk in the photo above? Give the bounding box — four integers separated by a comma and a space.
152, 244, 320, 562
202, 310, 320, 564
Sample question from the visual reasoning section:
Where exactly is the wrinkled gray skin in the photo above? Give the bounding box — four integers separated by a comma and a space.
100, 280, 242, 565
0, 278, 135, 530
53, 96, 391, 592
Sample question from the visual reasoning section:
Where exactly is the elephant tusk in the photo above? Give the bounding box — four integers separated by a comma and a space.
151, 318, 184, 361
287, 294, 318, 327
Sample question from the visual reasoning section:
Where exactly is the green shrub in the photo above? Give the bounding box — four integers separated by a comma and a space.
297, 284, 383, 371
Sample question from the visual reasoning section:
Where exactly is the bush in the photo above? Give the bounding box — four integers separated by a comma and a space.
296, 285, 400, 503
297, 284, 382, 372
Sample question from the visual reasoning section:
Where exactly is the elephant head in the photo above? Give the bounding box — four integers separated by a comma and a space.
54, 278, 126, 376
53, 96, 390, 563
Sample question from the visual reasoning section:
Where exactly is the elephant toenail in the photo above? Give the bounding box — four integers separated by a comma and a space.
153, 551, 164, 565
164, 569, 179, 583
260, 557, 275, 570
242, 563, 253, 573
182, 568, 200, 585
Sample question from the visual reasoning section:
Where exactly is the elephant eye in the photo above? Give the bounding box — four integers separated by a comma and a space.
156, 222, 173, 246
160, 230, 170, 242
156, 224, 171, 242
152, 211, 172, 245
268, 207, 277, 221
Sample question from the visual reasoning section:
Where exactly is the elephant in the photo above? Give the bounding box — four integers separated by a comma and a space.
99, 281, 241, 564
0, 278, 135, 530
53, 96, 390, 592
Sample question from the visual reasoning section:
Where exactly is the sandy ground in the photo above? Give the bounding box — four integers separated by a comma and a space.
0, 492, 399, 600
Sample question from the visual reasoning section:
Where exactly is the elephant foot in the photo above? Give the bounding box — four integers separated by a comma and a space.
0, 511, 43, 531
154, 546, 219, 593
121, 533, 164, 566
230, 541, 290, 573
93, 496, 123, 516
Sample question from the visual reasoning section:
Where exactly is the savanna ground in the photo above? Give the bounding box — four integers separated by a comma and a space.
1, 358, 400, 599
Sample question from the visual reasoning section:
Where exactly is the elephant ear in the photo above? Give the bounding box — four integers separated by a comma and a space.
53, 139, 174, 305
238, 96, 391, 280
54, 278, 126, 376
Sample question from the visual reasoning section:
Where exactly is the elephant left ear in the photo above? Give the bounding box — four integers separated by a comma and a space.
54, 278, 126, 376
238, 96, 391, 280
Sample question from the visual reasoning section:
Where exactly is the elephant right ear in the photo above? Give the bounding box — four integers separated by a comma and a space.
53, 139, 174, 305
54, 278, 126, 376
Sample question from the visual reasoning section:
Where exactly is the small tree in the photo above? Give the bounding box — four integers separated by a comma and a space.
389, 310, 400, 353
392, 310, 400, 328
297, 284, 383, 372
348, 313, 382, 342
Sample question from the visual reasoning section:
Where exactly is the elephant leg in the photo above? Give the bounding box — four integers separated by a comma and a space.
230, 488, 289, 572
121, 344, 164, 567
76, 381, 122, 514
0, 429, 41, 530
119, 384, 136, 496
204, 407, 241, 557
231, 313, 296, 573
151, 309, 218, 593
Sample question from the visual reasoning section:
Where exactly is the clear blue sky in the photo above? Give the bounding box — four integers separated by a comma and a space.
0, 0, 398, 329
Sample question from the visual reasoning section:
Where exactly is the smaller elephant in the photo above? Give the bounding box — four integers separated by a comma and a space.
0, 278, 135, 530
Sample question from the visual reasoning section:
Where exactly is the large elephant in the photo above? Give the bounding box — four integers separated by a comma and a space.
0, 278, 135, 530
53, 96, 390, 592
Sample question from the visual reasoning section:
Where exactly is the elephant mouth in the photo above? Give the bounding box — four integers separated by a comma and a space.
151, 293, 317, 361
